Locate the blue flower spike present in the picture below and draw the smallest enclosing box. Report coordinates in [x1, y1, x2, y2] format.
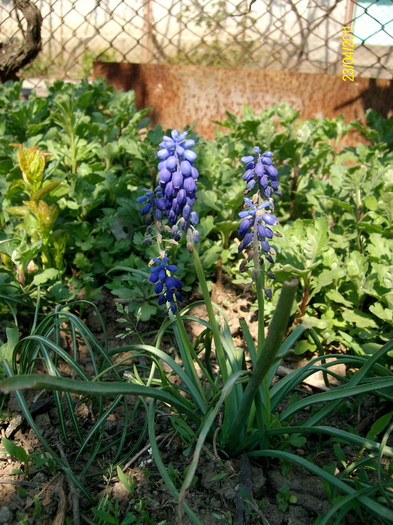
[149, 255, 183, 314]
[238, 146, 281, 296]
[136, 188, 165, 222]
[157, 129, 200, 241]
[241, 148, 280, 198]
[137, 130, 201, 316]
[238, 198, 278, 257]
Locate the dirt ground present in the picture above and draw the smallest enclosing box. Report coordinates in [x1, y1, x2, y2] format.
[0, 282, 390, 524]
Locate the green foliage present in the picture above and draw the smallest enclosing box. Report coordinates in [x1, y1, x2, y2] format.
[1, 275, 392, 524]
[1, 81, 392, 347]
[1, 436, 29, 466]
[0, 79, 156, 312]
[91, 493, 165, 525]
[1, 81, 393, 524]
[276, 484, 297, 511]
[209, 105, 393, 354]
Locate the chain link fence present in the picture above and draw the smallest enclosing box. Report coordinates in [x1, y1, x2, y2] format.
[1, 0, 393, 85]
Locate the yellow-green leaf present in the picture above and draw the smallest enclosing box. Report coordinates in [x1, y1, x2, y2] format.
[30, 180, 61, 202]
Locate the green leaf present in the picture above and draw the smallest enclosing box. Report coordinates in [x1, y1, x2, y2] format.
[0, 327, 19, 362]
[342, 309, 378, 329]
[111, 288, 140, 301]
[333, 443, 346, 463]
[116, 465, 133, 493]
[32, 268, 59, 285]
[366, 412, 392, 441]
[60, 199, 79, 210]
[346, 251, 368, 277]
[328, 197, 354, 212]
[311, 267, 344, 298]
[326, 289, 353, 307]
[137, 303, 156, 322]
[367, 234, 393, 262]
[302, 315, 329, 330]
[118, 138, 143, 158]
[5, 206, 29, 218]
[361, 342, 382, 355]
[214, 220, 238, 237]
[294, 340, 316, 355]
[304, 216, 329, 263]
[198, 190, 220, 212]
[198, 216, 214, 238]
[47, 283, 73, 302]
[364, 195, 378, 211]
[30, 180, 61, 201]
[73, 253, 91, 271]
[209, 472, 227, 482]
[288, 435, 306, 447]
[1, 437, 29, 464]
[380, 192, 393, 223]
[92, 509, 117, 524]
[369, 303, 393, 323]
[201, 244, 222, 268]
[0, 374, 198, 422]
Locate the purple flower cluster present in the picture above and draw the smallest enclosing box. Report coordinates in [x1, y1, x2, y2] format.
[137, 129, 201, 314]
[149, 255, 183, 313]
[157, 130, 199, 237]
[241, 147, 280, 198]
[136, 188, 165, 221]
[238, 147, 281, 296]
[238, 198, 277, 264]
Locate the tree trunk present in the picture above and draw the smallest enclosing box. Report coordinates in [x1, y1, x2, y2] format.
[0, 0, 43, 82]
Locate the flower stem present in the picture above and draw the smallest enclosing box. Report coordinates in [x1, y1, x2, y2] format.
[192, 247, 228, 383]
[256, 267, 265, 353]
[174, 310, 207, 408]
[226, 278, 298, 455]
[252, 200, 265, 353]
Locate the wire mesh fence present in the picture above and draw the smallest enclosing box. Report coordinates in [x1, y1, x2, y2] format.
[1, 0, 392, 86]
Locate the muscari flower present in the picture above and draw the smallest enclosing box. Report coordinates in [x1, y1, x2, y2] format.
[136, 188, 165, 221]
[149, 255, 183, 313]
[238, 147, 281, 297]
[238, 197, 277, 263]
[157, 129, 199, 239]
[241, 147, 280, 198]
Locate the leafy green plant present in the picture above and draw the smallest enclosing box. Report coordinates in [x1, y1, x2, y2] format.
[1, 437, 30, 475]
[3, 144, 65, 282]
[0, 79, 155, 304]
[0, 298, 150, 505]
[211, 105, 393, 353]
[276, 484, 297, 511]
[1, 81, 392, 351]
[90, 493, 163, 525]
[1, 129, 392, 525]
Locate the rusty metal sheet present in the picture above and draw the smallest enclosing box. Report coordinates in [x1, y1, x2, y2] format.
[93, 62, 393, 140]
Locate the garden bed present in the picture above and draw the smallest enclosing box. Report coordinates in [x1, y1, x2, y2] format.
[0, 78, 392, 524]
[0, 286, 389, 525]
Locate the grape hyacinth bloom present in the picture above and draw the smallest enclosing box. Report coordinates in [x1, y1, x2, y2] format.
[238, 197, 277, 264]
[149, 255, 183, 313]
[136, 188, 165, 221]
[238, 146, 281, 297]
[241, 147, 280, 199]
[156, 129, 199, 240]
